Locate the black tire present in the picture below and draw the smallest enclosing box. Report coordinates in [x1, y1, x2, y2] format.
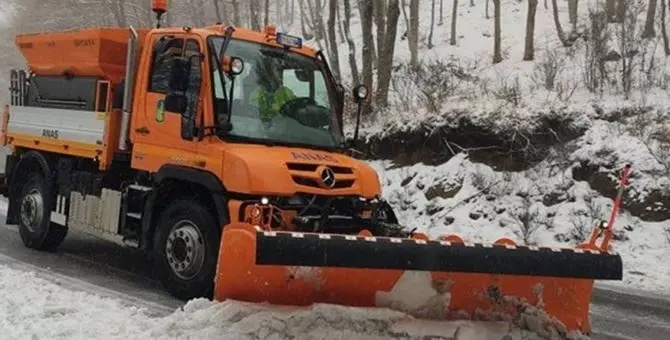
[152, 199, 222, 300]
[17, 172, 67, 250]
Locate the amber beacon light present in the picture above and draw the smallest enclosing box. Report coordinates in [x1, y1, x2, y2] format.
[152, 0, 168, 14]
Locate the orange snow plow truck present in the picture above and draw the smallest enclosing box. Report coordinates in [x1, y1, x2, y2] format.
[0, 1, 625, 335]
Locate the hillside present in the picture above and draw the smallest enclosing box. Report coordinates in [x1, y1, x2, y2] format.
[301, 0, 670, 294]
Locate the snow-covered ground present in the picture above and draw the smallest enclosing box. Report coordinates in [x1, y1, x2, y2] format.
[0, 261, 556, 340]
[369, 107, 670, 294]
[304, 0, 670, 295]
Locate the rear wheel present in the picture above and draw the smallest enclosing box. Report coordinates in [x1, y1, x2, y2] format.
[17, 172, 67, 250]
[153, 199, 221, 300]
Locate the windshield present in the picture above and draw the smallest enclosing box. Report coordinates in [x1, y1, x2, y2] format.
[209, 37, 342, 148]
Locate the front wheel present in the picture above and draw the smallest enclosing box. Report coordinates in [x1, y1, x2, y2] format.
[152, 199, 221, 300]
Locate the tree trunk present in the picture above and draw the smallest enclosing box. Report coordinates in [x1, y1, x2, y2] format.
[567, 0, 578, 32]
[486, 0, 490, 19]
[662, 0, 670, 55]
[264, 0, 270, 26]
[231, 0, 241, 25]
[428, 0, 435, 48]
[327, 0, 342, 81]
[374, 0, 387, 71]
[408, 0, 419, 67]
[642, 0, 658, 38]
[551, 0, 569, 46]
[360, 0, 375, 112]
[439, 0, 444, 25]
[343, 0, 360, 85]
[616, 0, 626, 23]
[450, 0, 458, 45]
[523, 0, 538, 60]
[376, 0, 400, 107]
[493, 0, 502, 63]
[337, 2, 346, 42]
[249, 0, 261, 30]
[212, 0, 223, 23]
[606, 0, 616, 22]
[314, 0, 329, 43]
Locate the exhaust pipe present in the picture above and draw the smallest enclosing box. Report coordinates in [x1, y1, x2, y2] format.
[119, 26, 138, 151]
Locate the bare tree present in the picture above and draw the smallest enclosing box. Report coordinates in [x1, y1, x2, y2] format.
[231, 0, 241, 25]
[263, 0, 270, 26]
[327, 0, 342, 81]
[439, 0, 444, 26]
[486, 0, 490, 19]
[374, 0, 386, 70]
[662, 0, 670, 54]
[375, 0, 400, 107]
[450, 0, 458, 45]
[615, 0, 626, 22]
[359, 0, 376, 71]
[567, 0, 579, 32]
[408, 0, 420, 67]
[551, 0, 569, 46]
[249, 0, 261, 30]
[428, 0, 435, 48]
[642, 0, 658, 38]
[212, 0, 223, 23]
[523, 0, 538, 61]
[343, 0, 360, 84]
[606, 0, 616, 21]
[360, 0, 375, 111]
[493, 0, 502, 63]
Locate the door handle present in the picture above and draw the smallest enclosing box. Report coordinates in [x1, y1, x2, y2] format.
[135, 126, 150, 135]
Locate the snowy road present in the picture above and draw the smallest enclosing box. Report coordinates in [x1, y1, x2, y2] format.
[0, 216, 668, 339]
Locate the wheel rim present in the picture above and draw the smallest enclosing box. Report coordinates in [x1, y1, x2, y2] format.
[20, 188, 43, 232]
[165, 220, 206, 280]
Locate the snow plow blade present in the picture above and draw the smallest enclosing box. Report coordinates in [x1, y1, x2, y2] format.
[214, 223, 622, 334]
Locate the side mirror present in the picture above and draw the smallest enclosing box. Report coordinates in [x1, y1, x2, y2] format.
[168, 57, 191, 92]
[220, 55, 244, 77]
[352, 84, 369, 104]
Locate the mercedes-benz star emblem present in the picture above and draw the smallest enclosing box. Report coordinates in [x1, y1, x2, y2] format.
[320, 167, 336, 188]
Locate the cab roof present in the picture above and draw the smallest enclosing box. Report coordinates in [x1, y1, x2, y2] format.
[151, 24, 318, 59]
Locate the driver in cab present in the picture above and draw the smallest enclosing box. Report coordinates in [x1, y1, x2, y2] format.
[247, 61, 296, 122]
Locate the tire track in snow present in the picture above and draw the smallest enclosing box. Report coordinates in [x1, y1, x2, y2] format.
[0, 252, 176, 317]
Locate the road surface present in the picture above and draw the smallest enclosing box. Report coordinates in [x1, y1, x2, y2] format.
[0, 217, 668, 339]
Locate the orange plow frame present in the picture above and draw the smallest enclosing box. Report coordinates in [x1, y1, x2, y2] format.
[213, 165, 631, 335]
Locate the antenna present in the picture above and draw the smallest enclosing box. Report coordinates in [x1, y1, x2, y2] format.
[152, 0, 168, 28]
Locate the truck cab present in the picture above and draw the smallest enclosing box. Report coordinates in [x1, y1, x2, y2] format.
[1, 20, 400, 300]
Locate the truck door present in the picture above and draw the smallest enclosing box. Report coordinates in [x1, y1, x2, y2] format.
[131, 33, 206, 171]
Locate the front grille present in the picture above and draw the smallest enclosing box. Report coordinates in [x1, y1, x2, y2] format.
[286, 162, 354, 174]
[286, 162, 356, 189]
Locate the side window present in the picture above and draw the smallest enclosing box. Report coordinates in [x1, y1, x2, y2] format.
[148, 37, 185, 93]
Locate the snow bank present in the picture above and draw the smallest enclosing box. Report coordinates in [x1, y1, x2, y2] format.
[371, 112, 670, 294]
[0, 264, 559, 340]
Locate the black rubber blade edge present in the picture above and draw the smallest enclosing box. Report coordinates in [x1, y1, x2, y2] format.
[255, 232, 623, 280]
